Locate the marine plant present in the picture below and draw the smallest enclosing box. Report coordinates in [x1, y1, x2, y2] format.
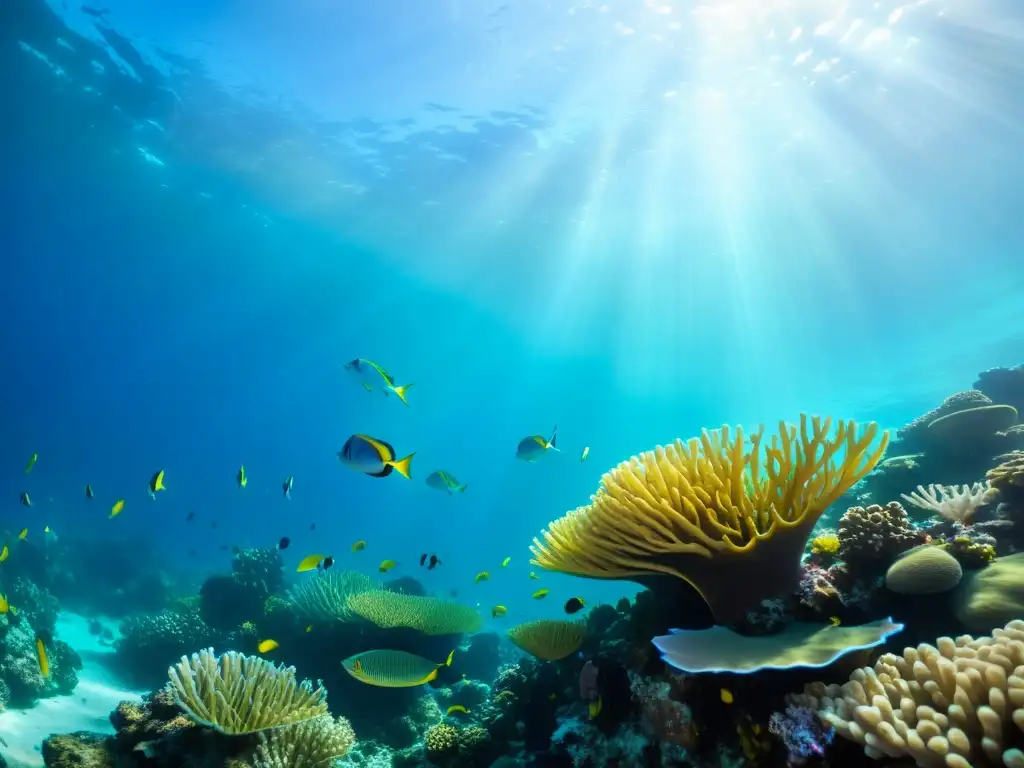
[530, 415, 888, 624]
[167, 648, 328, 734]
[287, 569, 378, 622]
[346, 590, 483, 635]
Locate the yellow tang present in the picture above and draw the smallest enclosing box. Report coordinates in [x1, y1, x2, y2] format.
[721, 688, 734, 704]
[446, 705, 470, 716]
[501, 557, 511, 567]
[532, 588, 549, 599]
[378, 559, 397, 573]
[343, 649, 454, 688]
[25, 453, 39, 473]
[237, 465, 247, 488]
[149, 470, 166, 493]
[0, 544, 8, 562]
[491, 605, 507, 618]
[0, 594, 8, 613]
[475, 571, 490, 583]
[36, 637, 49, 677]
[18, 528, 28, 540]
[110, 500, 125, 518]
[351, 540, 367, 552]
[257, 639, 279, 653]
[296, 554, 326, 573]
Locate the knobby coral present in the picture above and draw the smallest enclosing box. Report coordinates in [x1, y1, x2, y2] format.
[167, 648, 327, 734]
[802, 619, 1024, 767]
[837, 502, 924, 569]
[530, 415, 888, 624]
[901, 483, 990, 525]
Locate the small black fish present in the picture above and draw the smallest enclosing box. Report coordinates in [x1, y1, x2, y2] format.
[186, 511, 195, 522]
[420, 553, 428, 566]
[564, 597, 586, 615]
[309, 523, 316, 531]
[322, 556, 334, 570]
[85, 484, 95, 499]
[428, 554, 441, 570]
[278, 536, 290, 550]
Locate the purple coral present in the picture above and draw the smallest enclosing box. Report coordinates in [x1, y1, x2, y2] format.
[769, 704, 835, 765]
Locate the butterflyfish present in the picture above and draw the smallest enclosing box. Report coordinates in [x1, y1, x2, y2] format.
[25, 453, 38, 473]
[257, 639, 279, 653]
[296, 554, 326, 573]
[378, 559, 397, 572]
[491, 605, 507, 618]
[19, 492, 31, 507]
[237, 465, 247, 488]
[425, 471, 468, 495]
[344, 358, 414, 406]
[339, 434, 414, 479]
[446, 705, 470, 716]
[282, 475, 294, 499]
[532, 588, 549, 599]
[580, 446, 590, 462]
[589, 695, 602, 719]
[564, 597, 585, 614]
[85, 484, 94, 499]
[516, 426, 559, 462]
[352, 540, 367, 552]
[18, 528, 28, 540]
[36, 637, 49, 677]
[501, 557, 511, 567]
[0, 544, 7, 562]
[342, 649, 455, 688]
[475, 571, 490, 583]
[149, 470, 166, 493]
[420, 553, 441, 570]
[110, 500, 125, 518]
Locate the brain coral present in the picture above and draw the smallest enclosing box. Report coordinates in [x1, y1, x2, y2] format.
[885, 545, 963, 595]
[802, 619, 1024, 767]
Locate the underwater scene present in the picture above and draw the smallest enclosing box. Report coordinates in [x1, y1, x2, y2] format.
[2, 0, 1024, 766]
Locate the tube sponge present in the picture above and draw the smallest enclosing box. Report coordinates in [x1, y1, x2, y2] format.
[530, 415, 888, 624]
[167, 648, 328, 734]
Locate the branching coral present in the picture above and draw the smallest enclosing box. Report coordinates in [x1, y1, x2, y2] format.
[530, 415, 889, 624]
[346, 591, 483, 635]
[167, 648, 327, 734]
[802, 619, 1024, 767]
[287, 569, 377, 623]
[253, 715, 356, 768]
[901, 483, 990, 525]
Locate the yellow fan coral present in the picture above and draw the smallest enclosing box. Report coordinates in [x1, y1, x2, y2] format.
[346, 591, 483, 635]
[507, 619, 586, 661]
[530, 415, 888, 624]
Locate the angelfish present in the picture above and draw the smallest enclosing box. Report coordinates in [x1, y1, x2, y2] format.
[344, 358, 414, 407]
[338, 435, 414, 479]
[516, 426, 559, 462]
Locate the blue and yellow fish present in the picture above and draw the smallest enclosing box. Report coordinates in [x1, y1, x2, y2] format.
[344, 358, 414, 406]
[516, 426, 559, 462]
[425, 470, 467, 495]
[339, 434, 414, 479]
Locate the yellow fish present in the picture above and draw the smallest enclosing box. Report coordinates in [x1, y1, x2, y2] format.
[351, 540, 367, 552]
[830, 616, 841, 627]
[237, 465, 247, 488]
[0, 544, 8, 562]
[344, 358, 414, 406]
[378, 559, 397, 573]
[296, 554, 326, 573]
[339, 434, 415, 480]
[306, 625, 313, 633]
[110, 500, 125, 518]
[516, 426, 559, 462]
[149, 470, 166, 493]
[721, 688, 734, 704]
[529, 572, 540, 580]
[532, 588, 549, 600]
[491, 605, 507, 618]
[580, 446, 590, 462]
[343, 649, 454, 688]
[19, 492, 31, 507]
[18, 528, 28, 540]
[589, 695, 602, 719]
[0, 594, 8, 613]
[257, 639, 279, 653]
[25, 453, 38, 473]
[501, 557, 511, 567]
[475, 571, 490, 584]
[446, 705, 470, 716]
[36, 637, 49, 678]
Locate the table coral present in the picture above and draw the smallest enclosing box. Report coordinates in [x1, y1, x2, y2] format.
[896, 390, 993, 451]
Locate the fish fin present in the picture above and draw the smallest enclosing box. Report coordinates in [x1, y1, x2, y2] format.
[390, 383, 414, 406]
[367, 465, 394, 478]
[589, 695, 602, 719]
[549, 425, 558, 448]
[387, 453, 415, 480]
[457, 483, 468, 493]
[443, 649, 456, 666]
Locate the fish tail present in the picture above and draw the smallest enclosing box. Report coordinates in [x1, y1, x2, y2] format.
[457, 483, 468, 493]
[443, 649, 456, 667]
[549, 425, 558, 448]
[391, 383, 414, 407]
[388, 453, 415, 479]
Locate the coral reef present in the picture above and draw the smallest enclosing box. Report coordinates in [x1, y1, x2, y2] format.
[507, 620, 586, 661]
[346, 591, 483, 635]
[837, 501, 925, 572]
[115, 609, 222, 688]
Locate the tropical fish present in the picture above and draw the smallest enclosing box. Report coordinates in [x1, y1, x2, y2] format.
[342, 649, 455, 688]
[721, 688, 734, 705]
[257, 639, 279, 653]
[516, 426, 558, 462]
[0, 594, 8, 613]
[320, 556, 335, 571]
[296, 554, 326, 573]
[282, 476, 294, 500]
[110, 500, 125, 518]
[378, 559, 397, 573]
[532, 588, 549, 600]
[491, 605, 507, 618]
[25, 453, 38, 473]
[529, 572, 540, 580]
[19, 492, 31, 507]
[339, 435, 414, 479]
[344, 358, 414, 406]
[475, 571, 490, 584]
[580, 446, 590, 462]
[18, 528, 28, 540]
[149, 470, 166, 494]
[278, 537, 291, 550]
[306, 625, 313, 633]
[564, 597, 585, 614]
[237, 465, 247, 488]
[352, 540, 367, 552]
[419, 553, 441, 570]
[446, 705, 470, 716]
[0, 544, 7, 562]
[830, 616, 841, 627]
[85, 484, 95, 499]
[589, 695, 602, 719]
[425, 471, 468, 495]
[36, 637, 49, 677]
[501, 557, 511, 567]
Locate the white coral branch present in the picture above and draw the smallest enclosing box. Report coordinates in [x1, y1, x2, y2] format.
[900, 482, 989, 524]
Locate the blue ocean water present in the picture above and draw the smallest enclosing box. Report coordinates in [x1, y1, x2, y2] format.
[1, 0, 1023, 668]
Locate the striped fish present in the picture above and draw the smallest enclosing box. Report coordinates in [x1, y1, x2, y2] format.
[342, 649, 454, 688]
